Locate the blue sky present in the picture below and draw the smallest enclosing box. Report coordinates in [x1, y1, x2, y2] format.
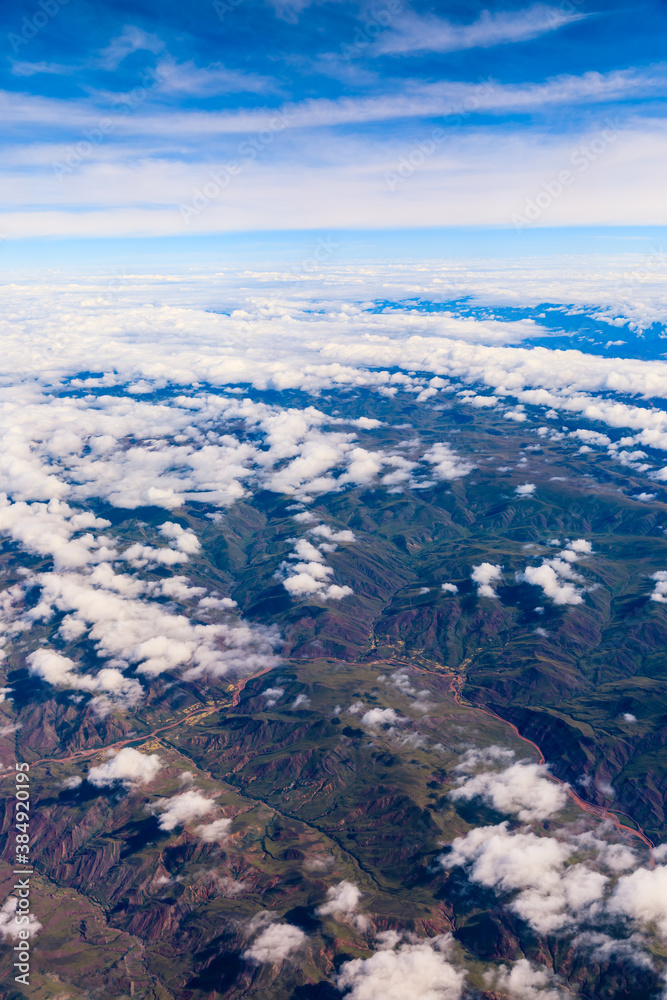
[1, 0, 667, 243]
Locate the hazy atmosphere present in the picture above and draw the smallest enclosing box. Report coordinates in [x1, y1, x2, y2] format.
[1, 3, 667, 1000]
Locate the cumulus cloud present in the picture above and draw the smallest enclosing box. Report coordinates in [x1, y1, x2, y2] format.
[337, 932, 465, 1000]
[243, 922, 307, 963]
[0, 897, 41, 941]
[277, 523, 355, 601]
[87, 747, 162, 788]
[317, 881, 367, 929]
[649, 571, 667, 603]
[421, 442, 474, 481]
[520, 563, 584, 606]
[450, 761, 569, 821]
[24, 563, 281, 689]
[3, 271, 667, 927]
[484, 958, 565, 1000]
[61, 775, 83, 789]
[0, 496, 115, 570]
[261, 686, 285, 707]
[608, 865, 667, 938]
[573, 930, 653, 969]
[158, 521, 201, 553]
[445, 818, 654, 950]
[153, 789, 217, 831]
[0, 371, 488, 719]
[516, 483, 536, 496]
[195, 817, 232, 842]
[361, 707, 402, 728]
[382, 669, 417, 697]
[595, 842, 637, 873]
[454, 746, 515, 772]
[519, 539, 593, 606]
[443, 823, 606, 935]
[441, 582, 458, 593]
[471, 562, 503, 599]
[28, 648, 143, 714]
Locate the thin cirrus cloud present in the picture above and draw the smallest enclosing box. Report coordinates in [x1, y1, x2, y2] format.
[1, 67, 663, 136]
[96, 24, 166, 71]
[3, 123, 667, 238]
[0, 0, 665, 237]
[8, 25, 164, 80]
[371, 4, 592, 57]
[151, 59, 278, 97]
[1, 53, 666, 239]
[10, 61, 79, 78]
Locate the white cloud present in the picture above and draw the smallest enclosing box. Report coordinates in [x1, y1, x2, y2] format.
[22, 563, 281, 688]
[573, 930, 653, 969]
[516, 483, 536, 495]
[195, 817, 232, 842]
[28, 648, 143, 714]
[317, 881, 366, 928]
[1, 268, 667, 764]
[443, 823, 606, 935]
[608, 865, 667, 938]
[566, 539, 592, 554]
[97, 25, 165, 70]
[243, 922, 307, 963]
[277, 522, 356, 601]
[61, 775, 83, 789]
[0, 896, 41, 941]
[87, 747, 162, 788]
[337, 932, 465, 1000]
[261, 686, 285, 707]
[450, 761, 568, 821]
[519, 540, 593, 606]
[153, 789, 217, 831]
[441, 583, 458, 594]
[421, 442, 474, 482]
[0, 497, 114, 569]
[5, 112, 667, 236]
[153, 58, 274, 98]
[484, 958, 565, 999]
[378, 669, 431, 716]
[471, 562, 503, 599]
[361, 707, 401, 728]
[372, 5, 588, 56]
[454, 746, 516, 773]
[595, 843, 637, 873]
[649, 571, 667, 603]
[520, 563, 585, 605]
